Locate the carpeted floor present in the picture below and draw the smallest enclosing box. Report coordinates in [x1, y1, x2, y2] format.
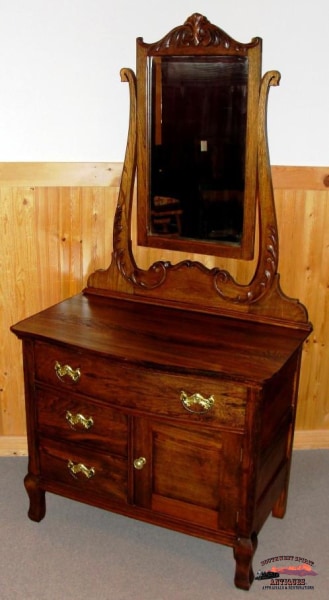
[0, 451, 328, 599]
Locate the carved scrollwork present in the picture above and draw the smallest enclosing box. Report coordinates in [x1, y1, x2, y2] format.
[212, 71, 281, 304]
[114, 68, 280, 304]
[85, 17, 310, 326]
[110, 68, 280, 299]
[214, 224, 278, 304]
[149, 13, 260, 52]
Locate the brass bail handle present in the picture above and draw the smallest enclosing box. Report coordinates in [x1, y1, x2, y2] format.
[55, 361, 81, 383]
[67, 460, 95, 479]
[181, 391, 215, 413]
[65, 411, 94, 430]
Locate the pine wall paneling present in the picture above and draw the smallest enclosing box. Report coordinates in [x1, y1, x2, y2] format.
[0, 164, 328, 454]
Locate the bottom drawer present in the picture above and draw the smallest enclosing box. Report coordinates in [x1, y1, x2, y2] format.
[39, 439, 127, 504]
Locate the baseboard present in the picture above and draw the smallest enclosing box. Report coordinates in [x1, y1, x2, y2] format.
[0, 431, 328, 456]
[293, 429, 329, 449]
[0, 436, 28, 456]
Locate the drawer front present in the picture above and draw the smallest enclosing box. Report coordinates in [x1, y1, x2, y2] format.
[36, 387, 128, 456]
[39, 439, 127, 503]
[34, 342, 246, 428]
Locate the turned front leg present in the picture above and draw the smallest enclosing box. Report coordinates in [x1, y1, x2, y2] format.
[24, 473, 46, 522]
[233, 534, 258, 590]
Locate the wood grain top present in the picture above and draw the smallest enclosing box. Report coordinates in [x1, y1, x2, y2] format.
[11, 293, 309, 385]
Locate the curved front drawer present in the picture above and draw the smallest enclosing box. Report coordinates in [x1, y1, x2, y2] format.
[34, 341, 247, 428]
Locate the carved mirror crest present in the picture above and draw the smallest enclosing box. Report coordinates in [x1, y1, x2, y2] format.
[86, 14, 309, 327]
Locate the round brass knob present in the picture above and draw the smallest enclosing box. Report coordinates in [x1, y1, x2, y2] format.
[133, 456, 147, 470]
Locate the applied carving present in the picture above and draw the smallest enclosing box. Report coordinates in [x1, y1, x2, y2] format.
[102, 68, 280, 305]
[86, 17, 309, 327]
[214, 224, 278, 304]
[148, 12, 260, 52]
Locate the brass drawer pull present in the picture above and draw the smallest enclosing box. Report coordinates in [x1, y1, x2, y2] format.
[65, 411, 94, 430]
[133, 457, 147, 470]
[67, 460, 95, 479]
[181, 391, 215, 413]
[55, 361, 81, 383]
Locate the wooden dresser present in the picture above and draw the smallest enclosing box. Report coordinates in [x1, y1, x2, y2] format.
[11, 14, 312, 590]
[12, 292, 310, 590]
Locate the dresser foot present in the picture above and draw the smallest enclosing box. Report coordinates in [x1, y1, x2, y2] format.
[233, 534, 258, 590]
[272, 488, 288, 519]
[24, 474, 46, 522]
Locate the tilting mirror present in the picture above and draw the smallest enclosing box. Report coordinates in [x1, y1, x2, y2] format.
[87, 13, 309, 326]
[137, 14, 262, 259]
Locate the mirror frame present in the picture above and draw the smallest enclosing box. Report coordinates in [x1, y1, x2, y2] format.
[136, 13, 262, 259]
[85, 14, 310, 328]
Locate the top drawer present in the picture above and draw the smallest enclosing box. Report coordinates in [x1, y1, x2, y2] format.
[34, 341, 247, 429]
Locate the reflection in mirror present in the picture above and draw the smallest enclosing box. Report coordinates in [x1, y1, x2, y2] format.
[150, 56, 248, 246]
[136, 13, 262, 259]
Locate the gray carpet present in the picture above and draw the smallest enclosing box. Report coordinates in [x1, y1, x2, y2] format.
[0, 451, 328, 599]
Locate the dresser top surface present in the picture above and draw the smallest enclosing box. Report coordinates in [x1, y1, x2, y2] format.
[12, 293, 309, 384]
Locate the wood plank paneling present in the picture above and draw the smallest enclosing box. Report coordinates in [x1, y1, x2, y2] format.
[272, 165, 329, 190]
[0, 182, 115, 448]
[275, 187, 329, 437]
[1, 163, 329, 453]
[0, 162, 121, 187]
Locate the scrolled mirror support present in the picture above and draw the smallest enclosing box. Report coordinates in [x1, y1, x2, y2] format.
[84, 15, 310, 327]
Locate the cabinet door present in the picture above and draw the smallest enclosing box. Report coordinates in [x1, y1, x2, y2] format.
[133, 418, 242, 533]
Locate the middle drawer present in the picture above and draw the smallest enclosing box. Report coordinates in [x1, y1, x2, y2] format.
[36, 387, 128, 457]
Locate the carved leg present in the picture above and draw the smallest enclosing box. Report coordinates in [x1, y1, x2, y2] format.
[24, 473, 46, 522]
[233, 534, 258, 590]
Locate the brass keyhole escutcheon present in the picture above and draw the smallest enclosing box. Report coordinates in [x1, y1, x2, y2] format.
[133, 457, 147, 470]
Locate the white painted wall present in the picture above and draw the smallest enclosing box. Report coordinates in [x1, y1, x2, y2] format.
[0, 0, 327, 165]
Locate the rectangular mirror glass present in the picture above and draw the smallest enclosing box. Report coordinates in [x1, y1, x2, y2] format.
[150, 56, 248, 246]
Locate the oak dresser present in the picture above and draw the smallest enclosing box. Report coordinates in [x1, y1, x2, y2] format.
[11, 13, 312, 590]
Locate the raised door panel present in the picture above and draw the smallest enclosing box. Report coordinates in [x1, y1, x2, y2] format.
[133, 418, 242, 533]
